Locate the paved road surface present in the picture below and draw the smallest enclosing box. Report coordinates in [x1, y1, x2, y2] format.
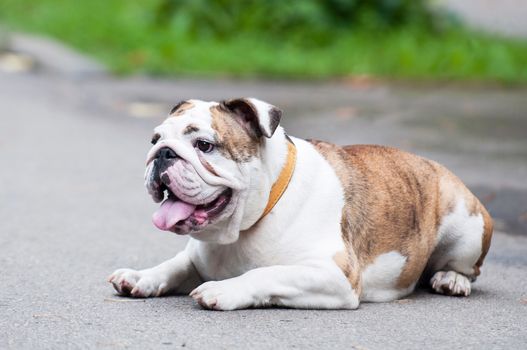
[1, 71, 526, 349]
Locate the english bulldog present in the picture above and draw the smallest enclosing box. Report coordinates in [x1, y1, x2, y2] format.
[108, 98, 493, 310]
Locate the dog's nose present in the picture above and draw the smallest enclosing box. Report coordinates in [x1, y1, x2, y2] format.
[156, 147, 178, 161]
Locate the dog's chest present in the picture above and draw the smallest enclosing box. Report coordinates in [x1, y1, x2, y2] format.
[189, 233, 306, 281]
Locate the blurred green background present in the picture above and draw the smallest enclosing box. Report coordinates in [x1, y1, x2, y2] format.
[1, 0, 527, 82]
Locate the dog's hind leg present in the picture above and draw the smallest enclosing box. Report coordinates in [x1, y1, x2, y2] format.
[427, 198, 493, 296]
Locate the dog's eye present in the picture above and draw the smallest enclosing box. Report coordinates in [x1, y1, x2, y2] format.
[151, 134, 160, 145]
[195, 140, 214, 153]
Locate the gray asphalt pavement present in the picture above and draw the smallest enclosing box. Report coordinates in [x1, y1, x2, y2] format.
[1, 70, 527, 349]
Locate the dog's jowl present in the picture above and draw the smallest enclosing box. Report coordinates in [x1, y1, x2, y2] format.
[108, 98, 493, 310]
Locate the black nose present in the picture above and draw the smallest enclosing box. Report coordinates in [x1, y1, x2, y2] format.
[156, 147, 178, 161]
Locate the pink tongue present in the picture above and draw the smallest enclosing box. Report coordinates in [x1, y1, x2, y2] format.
[152, 198, 196, 231]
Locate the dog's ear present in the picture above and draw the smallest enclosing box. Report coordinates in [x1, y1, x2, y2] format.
[221, 98, 282, 138]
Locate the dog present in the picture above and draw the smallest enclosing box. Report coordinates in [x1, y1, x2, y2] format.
[108, 98, 493, 310]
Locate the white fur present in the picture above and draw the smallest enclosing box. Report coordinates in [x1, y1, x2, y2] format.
[109, 102, 360, 309]
[190, 264, 358, 310]
[429, 198, 484, 277]
[109, 251, 202, 297]
[184, 137, 359, 309]
[237, 126, 288, 231]
[145, 100, 264, 244]
[361, 251, 415, 302]
[188, 138, 346, 279]
[246, 97, 277, 138]
[109, 99, 486, 310]
[430, 270, 471, 296]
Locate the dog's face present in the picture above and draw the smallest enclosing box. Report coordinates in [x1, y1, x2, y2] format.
[145, 98, 281, 243]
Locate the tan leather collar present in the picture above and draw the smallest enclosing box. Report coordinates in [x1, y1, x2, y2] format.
[259, 138, 297, 221]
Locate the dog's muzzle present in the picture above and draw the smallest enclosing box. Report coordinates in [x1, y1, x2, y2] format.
[146, 146, 233, 234]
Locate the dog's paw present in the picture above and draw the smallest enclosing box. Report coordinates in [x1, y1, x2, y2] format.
[107, 268, 168, 298]
[190, 280, 254, 311]
[430, 271, 471, 296]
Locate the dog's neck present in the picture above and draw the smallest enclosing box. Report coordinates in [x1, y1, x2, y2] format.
[238, 127, 292, 231]
[258, 136, 296, 221]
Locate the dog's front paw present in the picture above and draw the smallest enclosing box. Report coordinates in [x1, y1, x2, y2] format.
[190, 280, 255, 311]
[107, 268, 168, 298]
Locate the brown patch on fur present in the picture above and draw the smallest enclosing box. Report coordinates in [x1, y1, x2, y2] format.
[310, 140, 368, 295]
[333, 241, 362, 296]
[183, 124, 200, 135]
[333, 251, 349, 276]
[309, 141, 493, 296]
[474, 207, 494, 276]
[221, 99, 262, 138]
[170, 101, 194, 116]
[209, 105, 259, 162]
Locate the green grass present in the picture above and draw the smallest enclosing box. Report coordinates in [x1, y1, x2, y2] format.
[1, 0, 527, 82]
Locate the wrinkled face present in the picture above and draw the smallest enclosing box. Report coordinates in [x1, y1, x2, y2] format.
[144, 98, 281, 242]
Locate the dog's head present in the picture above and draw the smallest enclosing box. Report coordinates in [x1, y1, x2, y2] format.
[145, 98, 282, 243]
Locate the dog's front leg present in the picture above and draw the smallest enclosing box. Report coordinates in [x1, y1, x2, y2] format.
[190, 264, 359, 310]
[108, 250, 202, 297]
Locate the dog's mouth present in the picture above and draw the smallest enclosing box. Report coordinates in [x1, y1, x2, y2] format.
[152, 183, 232, 234]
